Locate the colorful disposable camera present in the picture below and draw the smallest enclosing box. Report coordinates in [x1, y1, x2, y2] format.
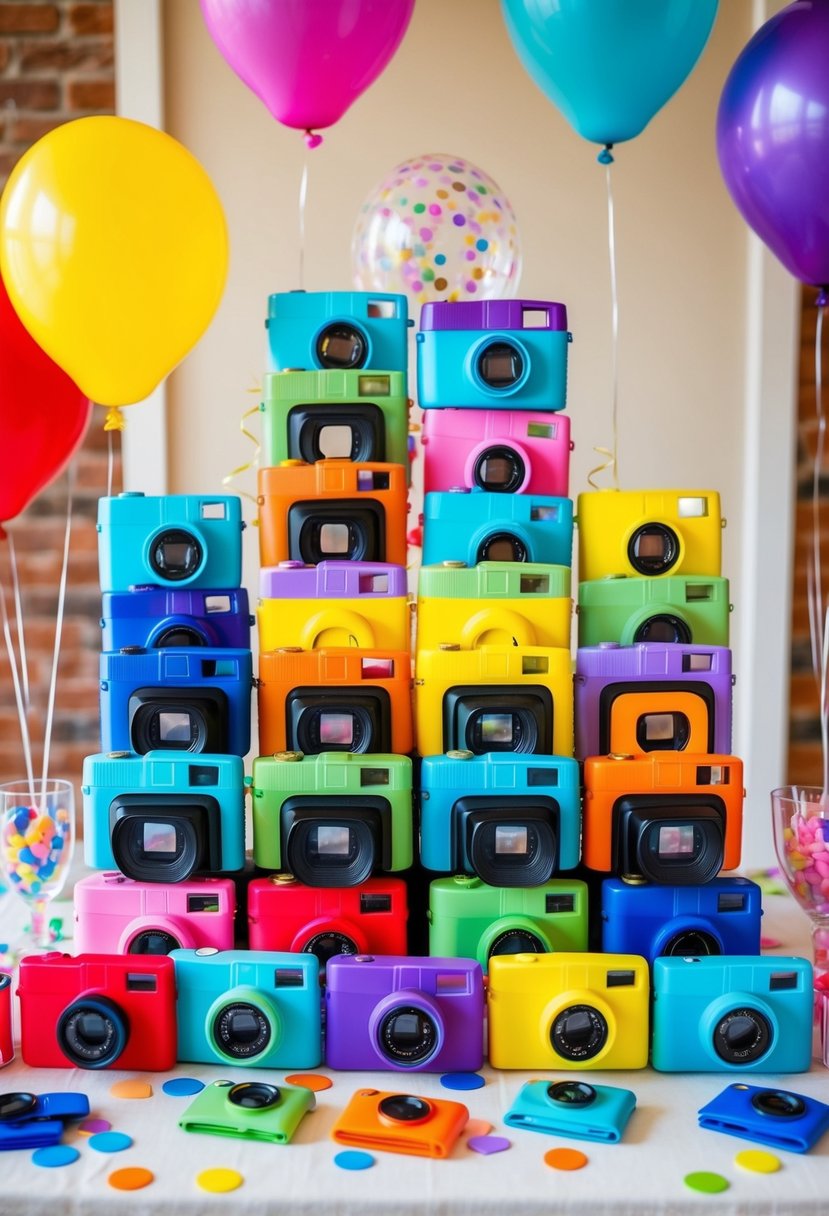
[574, 642, 733, 760]
[331, 1089, 469, 1159]
[651, 956, 813, 1073]
[0, 973, 11, 1067]
[257, 459, 408, 568]
[428, 876, 588, 968]
[419, 752, 580, 884]
[18, 952, 177, 1070]
[73, 872, 237, 956]
[600, 876, 762, 963]
[422, 489, 573, 568]
[0, 1090, 90, 1151]
[417, 561, 571, 652]
[261, 369, 409, 476]
[179, 1078, 315, 1144]
[414, 645, 573, 757]
[577, 489, 723, 582]
[101, 586, 253, 652]
[99, 647, 252, 757]
[417, 298, 570, 411]
[97, 493, 244, 593]
[248, 874, 408, 968]
[258, 560, 409, 653]
[582, 752, 744, 884]
[487, 952, 650, 1070]
[421, 408, 572, 496]
[250, 752, 413, 886]
[698, 1083, 829, 1153]
[505, 1080, 637, 1144]
[577, 576, 731, 648]
[172, 948, 321, 1069]
[325, 954, 484, 1073]
[266, 289, 410, 373]
[257, 647, 413, 756]
[82, 751, 246, 882]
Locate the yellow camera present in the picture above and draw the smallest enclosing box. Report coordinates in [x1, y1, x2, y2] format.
[487, 952, 649, 1070]
[577, 489, 723, 582]
[414, 644, 573, 757]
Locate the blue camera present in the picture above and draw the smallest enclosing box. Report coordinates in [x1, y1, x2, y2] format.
[99, 647, 252, 757]
[172, 948, 322, 1069]
[0, 1090, 90, 1151]
[601, 876, 762, 964]
[266, 290, 411, 373]
[420, 752, 581, 885]
[82, 750, 246, 881]
[422, 489, 573, 567]
[416, 299, 570, 411]
[651, 955, 813, 1073]
[101, 587, 253, 652]
[97, 493, 244, 593]
[504, 1080, 636, 1144]
[698, 1083, 829, 1153]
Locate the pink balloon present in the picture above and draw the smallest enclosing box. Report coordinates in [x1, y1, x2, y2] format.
[200, 0, 415, 133]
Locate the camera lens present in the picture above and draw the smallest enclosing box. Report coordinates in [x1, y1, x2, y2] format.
[477, 532, 528, 563]
[628, 524, 680, 576]
[468, 709, 537, 754]
[470, 818, 555, 888]
[477, 341, 523, 388]
[547, 1081, 597, 1107]
[150, 529, 202, 582]
[112, 815, 200, 884]
[489, 928, 546, 957]
[751, 1089, 806, 1118]
[131, 703, 209, 754]
[713, 1007, 772, 1064]
[633, 614, 692, 644]
[316, 323, 367, 369]
[227, 1082, 281, 1110]
[298, 706, 371, 754]
[213, 1001, 272, 1061]
[551, 1004, 608, 1062]
[636, 711, 691, 752]
[57, 996, 128, 1068]
[379, 1005, 437, 1065]
[0, 1092, 37, 1121]
[638, 819, 722, 886]
[303, 930, 358, 968]
[663, 929, 720, 957]
[287, 818, 375, 888]
[378, 1094, 432, 1122]
[154, 625, 205, 647]
[473, 446, 525, 493]
[128, 929, 181, 955]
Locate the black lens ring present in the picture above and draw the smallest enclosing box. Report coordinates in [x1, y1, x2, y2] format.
[551, 1003, 608, 1062]
[750, 1089, 806, 1119]
[472, 445, 526, 494]
[153, 625, 206, 648]
[477, 531, 528, 563]
[468, 706, 538, 756]
[227, 1082, 281, 1110]
[212, 1001, 272, 1061]
[627, 522, 680, 576]
[378, 1094, 432, 1122]
[663, 929, 721, 957]
[149, 529, 202, 582]
[547, 1081, 597, 1107]
[633, 614, 692, 645]
[57, 995, 127, 1069]
[286, 818, 375, 888]
[378, 1005, 438, 1066]
[713, 1006, 772, 1065]
[296, 703, 372, 754]
[111, 814, 200, 884]
[488, 928, 546, 958]
[316, 322, 367, 370]
[476, 340, 523, 389]
[128, 928, 181, 956]
[303, 929, 358, 966]
[0, 1092, 38, 1122]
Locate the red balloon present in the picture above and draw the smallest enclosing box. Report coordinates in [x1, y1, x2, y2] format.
[0, 275, 91, 525]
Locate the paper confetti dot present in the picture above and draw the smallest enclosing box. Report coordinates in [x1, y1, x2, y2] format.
[735, 1149, 781, 1174]
[162, 1077, 205, 1097]
[468, 1135, 510, 1155]
[465, 1119, 493, 1137]
[334, 1150, 375, 1171]
[108, 1167, 155, 1191]
[89, 1132, 133, 1154]
[440, 1072, 485, 1091]
[684, 1171, 730, 1194]
[110, 1080, 153, 1100]
[544, 1147, 588, 1171]
[78, 1118, 111, 1136]
[32, 1145, 80, 1168]
[285, 1073, 333, 1092]
[197, 1168, 244, 1193]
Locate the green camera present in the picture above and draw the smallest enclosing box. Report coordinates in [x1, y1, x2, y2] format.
[178, 1079, 315, 1144]
[577, 575, 731, 648]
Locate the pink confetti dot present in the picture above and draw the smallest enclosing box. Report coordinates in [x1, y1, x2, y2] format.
[466, 281, 477, 293]
[465, 250, 476, 261]
[428, 204, 442, 216]
[420, 228, 433, 241]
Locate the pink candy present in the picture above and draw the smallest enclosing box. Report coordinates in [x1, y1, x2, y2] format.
[783, 810, 829, 914]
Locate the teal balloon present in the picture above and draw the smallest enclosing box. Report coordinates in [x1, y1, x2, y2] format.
[501, 0, 719, 146]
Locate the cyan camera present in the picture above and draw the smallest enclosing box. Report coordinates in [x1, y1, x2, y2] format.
[504, 1080, 636, 1144]
[422, 489, 573, 567]
[266, 290, 411, 373]
[82, 750, 246, 882]
[419, 752, 581, 885]
[101, 587, 253, 652]
[97, 493, 244, 593]
[99, 647, 253, 757]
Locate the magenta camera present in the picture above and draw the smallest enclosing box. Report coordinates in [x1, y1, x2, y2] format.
[421, 408, 572, 497]
[324, 954, 484, 1073]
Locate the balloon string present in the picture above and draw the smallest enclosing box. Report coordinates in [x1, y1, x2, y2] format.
[587, 153, 620, 489]
[7, 533, 29, 713]
[298, 152, 309, 290]
[0, 543, 36, 805]
[809, 302, 826, 685]
[221, 395, 262, 512]
[107, 428, 115, 498]
[41, 463, 74, 812]
[103, 406, 125, 433]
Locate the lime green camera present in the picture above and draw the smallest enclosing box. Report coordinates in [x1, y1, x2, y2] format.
[178, 1079, 315, 1144]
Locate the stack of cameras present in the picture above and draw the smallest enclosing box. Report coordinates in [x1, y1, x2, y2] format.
[75, 491, 253, 954]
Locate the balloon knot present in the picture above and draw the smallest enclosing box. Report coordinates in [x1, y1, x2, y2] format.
[597, 144, 614, 166]
[303, 130, 323, 150]
[817, 287, 829, 309]
[0, 524, 7, 543]
[103, 406, 126, 433]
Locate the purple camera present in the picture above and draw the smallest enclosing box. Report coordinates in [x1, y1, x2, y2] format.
[574, 642, 733, 761]
[101, 587, 253, 652]
[324, 954, 484, 1073]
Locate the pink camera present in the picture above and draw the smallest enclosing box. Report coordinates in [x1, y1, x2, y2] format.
[421, 408, 572, 497]
[73, 872, 236, 956]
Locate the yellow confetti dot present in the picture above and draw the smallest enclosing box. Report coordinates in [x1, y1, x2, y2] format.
[735, 1149, 781, 1174]
[197, 1168, 244, 1193]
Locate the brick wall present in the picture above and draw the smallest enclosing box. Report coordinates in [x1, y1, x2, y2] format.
[0, 1, 116, 810]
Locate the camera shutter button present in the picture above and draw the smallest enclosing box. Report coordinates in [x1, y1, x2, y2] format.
[195, 947, 220, 956]
[353, 956, 374, 964]
[273, 751, 304, 763]
[515, 953, 538, 963]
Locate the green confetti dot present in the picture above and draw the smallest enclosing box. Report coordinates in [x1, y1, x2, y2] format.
[684, 1171, 730, 1195]
[413, 202, 426, 213]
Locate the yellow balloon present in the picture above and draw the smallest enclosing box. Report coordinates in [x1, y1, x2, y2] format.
[0, 116, 228, 411]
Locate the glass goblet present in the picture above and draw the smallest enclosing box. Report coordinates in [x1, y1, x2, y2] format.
[0, 780, 75, 951]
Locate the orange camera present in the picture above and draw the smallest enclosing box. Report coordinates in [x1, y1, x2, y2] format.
[582, 752, 744, 885]
[331, 1089, 469, 1159]
[257, 459, 408, 568]
[257, 647, 413, 756]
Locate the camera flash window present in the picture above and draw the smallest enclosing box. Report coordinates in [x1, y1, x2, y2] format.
[200, 503, 227, 520]
[526, 422, 556, 439]
[678, 497, 708, 518]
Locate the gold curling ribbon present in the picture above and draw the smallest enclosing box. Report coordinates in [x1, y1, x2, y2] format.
[103, 406, 126, 432]
[587, 445, 619, 491]
[222, 390, 262, 515]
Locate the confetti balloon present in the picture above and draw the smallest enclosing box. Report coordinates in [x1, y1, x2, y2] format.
[352, 154, 521, 307]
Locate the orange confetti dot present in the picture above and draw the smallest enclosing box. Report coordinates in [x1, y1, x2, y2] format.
[108, 1167, 154, 1191]
[284, 1073, 333, 1093]
[544, 1147, 588, 1171]
[465, 1119, 493, 1137]
[109, 1080, 153, 1100]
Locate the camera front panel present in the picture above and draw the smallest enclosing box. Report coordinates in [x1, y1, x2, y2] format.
[127, 687, 228, 755]
[109, 794, 222, 883]
[577, 490, 723, 583]
[289, 498, 386, 564]
[267, 291, 409, 375]
[598, 683, 716, 757]
[442, 685, 555, 756]
[576, 576, 732, 649]
[287, 403, 387, 465]
[276, 794, 394, 888]
[422, 409, 571, 498]
[286, 687, 391, 755]
[453, 795, 561, 887]
[697, 1083, 829, 1152]
[330, 1088, 471, 1158]
[614, 793, 727, 885]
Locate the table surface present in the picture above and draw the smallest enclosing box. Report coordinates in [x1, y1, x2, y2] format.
[0, 876, 827, 1216]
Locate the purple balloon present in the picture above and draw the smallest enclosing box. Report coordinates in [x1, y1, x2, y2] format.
[717, 0, 829, 290]
[200, 0, 415, 134]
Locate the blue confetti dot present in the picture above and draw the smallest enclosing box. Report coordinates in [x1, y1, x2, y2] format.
[435, 253, 446, 265]
[162, 1077, 205, 1097]
[89, 1131, 133, 1153]
[32, 1145, 80, 1168]
[476, 239, 489, 252]
[440, 1072, 485, 1092]
[334, 1150, 374, 1171]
